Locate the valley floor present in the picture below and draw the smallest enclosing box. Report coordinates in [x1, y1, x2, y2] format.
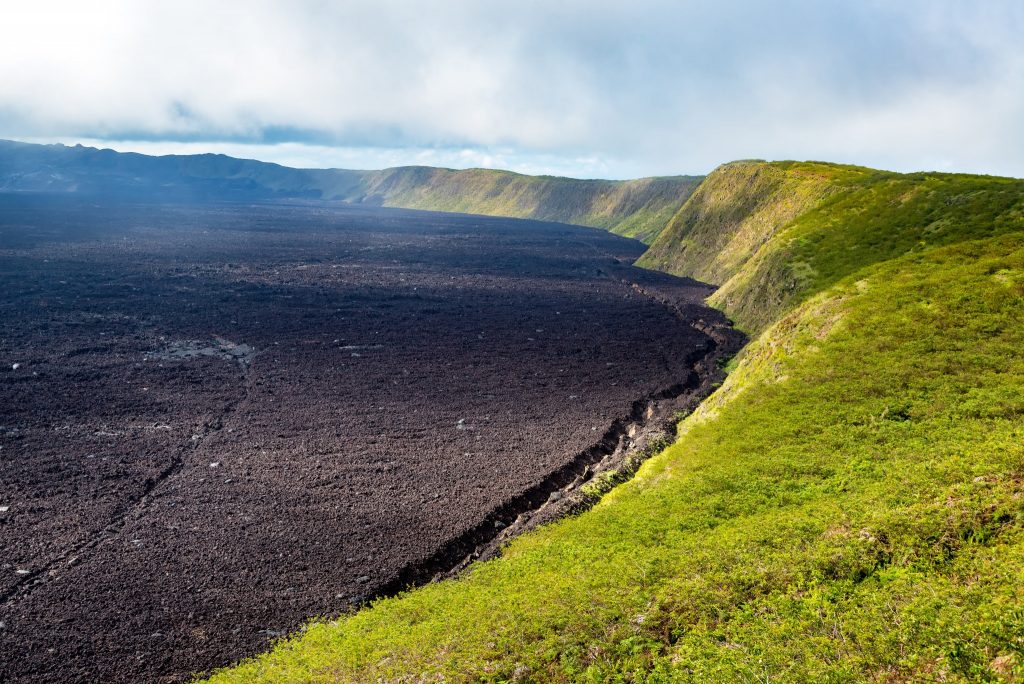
[0, 197, 724, 683]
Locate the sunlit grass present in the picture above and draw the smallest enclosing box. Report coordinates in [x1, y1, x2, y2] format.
[353, 167, 702, 243]
[205, 165, 1024, 683]
[641, 161, 1024, 334]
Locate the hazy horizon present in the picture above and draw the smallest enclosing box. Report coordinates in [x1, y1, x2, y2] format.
[12, 136, 1024, 183]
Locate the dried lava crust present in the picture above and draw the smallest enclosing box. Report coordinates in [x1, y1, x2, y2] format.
[0, 195, 726, 683]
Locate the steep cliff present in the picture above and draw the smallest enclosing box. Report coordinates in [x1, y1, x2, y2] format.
[640, 160, 1024, 332]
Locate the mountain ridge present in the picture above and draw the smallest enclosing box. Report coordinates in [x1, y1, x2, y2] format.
[0, 139, 702, 243]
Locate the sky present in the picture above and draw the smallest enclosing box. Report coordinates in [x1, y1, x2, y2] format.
[1, 0, 1022, 179]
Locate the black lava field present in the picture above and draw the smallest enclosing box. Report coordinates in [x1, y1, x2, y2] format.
[0, 195, 725, 682]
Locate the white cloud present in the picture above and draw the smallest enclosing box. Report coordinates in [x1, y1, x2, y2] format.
[1, 0, 1022, 177]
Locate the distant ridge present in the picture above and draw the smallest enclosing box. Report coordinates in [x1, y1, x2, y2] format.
[0, 139, 702, 243]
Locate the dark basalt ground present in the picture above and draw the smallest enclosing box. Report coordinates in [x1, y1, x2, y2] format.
[0, 195, 727, 683]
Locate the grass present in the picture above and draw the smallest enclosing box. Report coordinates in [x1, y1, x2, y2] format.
[637, 160, 858, 286]
[640, 161, 1024, 334]
[340, 167, 703, 243]
[205, 160, 1024, 682]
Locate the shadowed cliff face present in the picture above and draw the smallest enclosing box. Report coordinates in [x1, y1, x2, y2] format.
[0, 139, 702, 243]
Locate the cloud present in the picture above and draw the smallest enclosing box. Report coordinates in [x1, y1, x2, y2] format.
[1, 0, 1022, 177]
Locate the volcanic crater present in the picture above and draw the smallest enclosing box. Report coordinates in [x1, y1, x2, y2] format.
[0, 195, 735, 683]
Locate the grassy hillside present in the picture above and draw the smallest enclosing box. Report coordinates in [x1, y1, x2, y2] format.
[205, 166, 1024, 683]
[0, 140, 701, 242]
[334, 167, 701, 243]
[640, 161, 1024, 332]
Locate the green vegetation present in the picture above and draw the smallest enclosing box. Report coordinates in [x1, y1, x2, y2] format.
[640, 161, 1024, 333]
[206, 163, 1024, 683]
[322, 167, 702, 243]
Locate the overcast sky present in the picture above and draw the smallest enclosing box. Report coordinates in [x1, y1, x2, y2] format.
[2, 1, 1022, 178]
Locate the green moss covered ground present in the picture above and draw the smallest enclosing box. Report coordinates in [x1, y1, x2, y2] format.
[205, 163, 1024, 683]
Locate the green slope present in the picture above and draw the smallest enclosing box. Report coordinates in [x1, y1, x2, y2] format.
[330, 167, 702, 243]
[205, 163, 1024, 683]
[639, 161, 1024, 332]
